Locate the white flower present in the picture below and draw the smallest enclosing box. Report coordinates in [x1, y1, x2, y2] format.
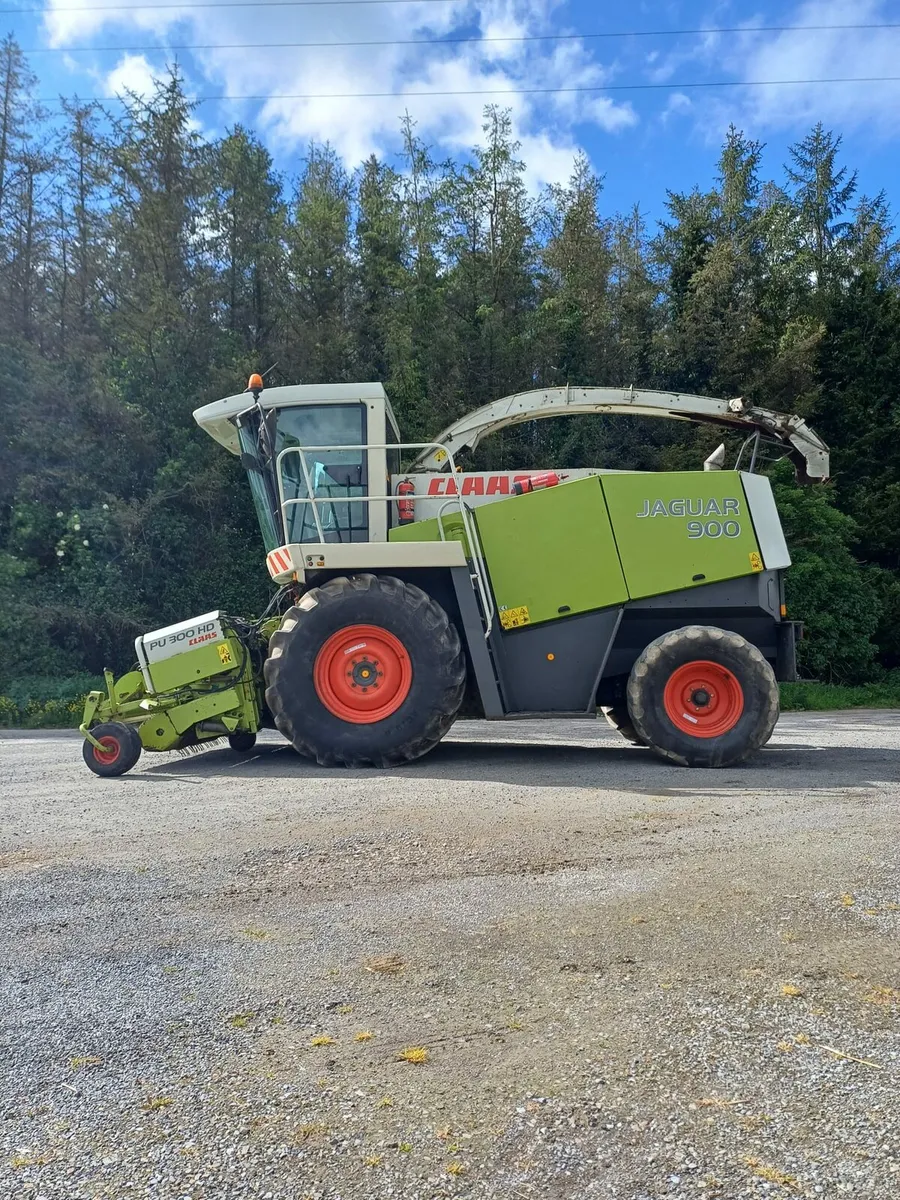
[56, 550, 65, 558]
[56, 511, 64, 518]
[102, 504, 109, 511]
[82, 539, 90, 547]
[73, 523, 81, 531]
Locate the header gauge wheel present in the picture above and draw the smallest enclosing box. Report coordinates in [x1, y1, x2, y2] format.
[83, 722, 142, 777]
[264, 574, 466, 768]
[627, 625, 779, 768]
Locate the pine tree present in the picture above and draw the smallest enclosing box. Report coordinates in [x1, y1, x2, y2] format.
[354, 153, 405, 384]
[207, 126, 285, 358]
[284, 142, 353, 382]
[785, 122, 857, 293]
[536, 152, 611, 386]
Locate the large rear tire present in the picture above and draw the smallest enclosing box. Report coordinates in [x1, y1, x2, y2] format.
[626, 625, 779, 768]
[264, 574, 466, 767]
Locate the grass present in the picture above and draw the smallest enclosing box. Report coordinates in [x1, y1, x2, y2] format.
[779, 681, 900, 711]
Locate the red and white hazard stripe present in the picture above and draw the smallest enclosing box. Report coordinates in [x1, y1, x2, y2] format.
[266, 546, 294, 579]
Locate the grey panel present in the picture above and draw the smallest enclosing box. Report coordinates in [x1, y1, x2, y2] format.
[742, 472, 791, 569]
[493, 608, 622, 713]
[630, 571, 781, 618]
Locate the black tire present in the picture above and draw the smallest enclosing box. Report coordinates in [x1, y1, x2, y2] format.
[600, 705, 645, 746]
[626, 625, 779, 768]
[228, 731, 257, 753]
[82, 721, 143, 777]
[264, 574, 466, 768]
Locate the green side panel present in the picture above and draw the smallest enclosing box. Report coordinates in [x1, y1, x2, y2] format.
[167, 687, 246, 735]
[600, 471, 763, 599]
[147, 636, 244, 692]
[139, 712, 182, 751]
[474, 477, 628, 626]
[388, 512, 470, 555]
[112, 670, 145, 704]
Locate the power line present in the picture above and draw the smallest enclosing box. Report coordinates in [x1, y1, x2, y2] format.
[19, 23, 900, 55]
[38, 76, 900, 103]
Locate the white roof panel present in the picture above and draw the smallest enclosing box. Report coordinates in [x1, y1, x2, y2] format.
[193, 382, 391, 454]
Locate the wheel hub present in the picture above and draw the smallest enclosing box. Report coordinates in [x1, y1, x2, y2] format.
[663, 660, 744, 739]
[348, 657, 382, 691]
[93, 736, 121, 765]
[314, 625, 412, 724]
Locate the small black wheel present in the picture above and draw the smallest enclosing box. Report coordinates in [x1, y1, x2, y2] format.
[626, 625, 779, 768]
[600, 705, 645, 746]
[83, 721, 143, 777]
[228, 731, 257, 753]
[265, 574, 466, 767]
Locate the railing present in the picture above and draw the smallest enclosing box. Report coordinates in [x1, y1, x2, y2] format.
[274, 442, 495, 637]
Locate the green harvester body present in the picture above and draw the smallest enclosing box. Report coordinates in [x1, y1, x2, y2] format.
[79, 380, 827, 774]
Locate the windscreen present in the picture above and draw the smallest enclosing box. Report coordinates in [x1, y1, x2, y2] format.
[276, 404, 368, 544]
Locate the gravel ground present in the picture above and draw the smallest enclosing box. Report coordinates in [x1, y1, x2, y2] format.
[1, 713, 898, 1200]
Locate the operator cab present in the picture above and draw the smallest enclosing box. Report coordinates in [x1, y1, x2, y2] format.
[193, 382, 401, 549]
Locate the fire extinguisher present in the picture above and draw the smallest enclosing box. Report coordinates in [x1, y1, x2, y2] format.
[513, 471, 561, 496]
[396, 478, 416, 525]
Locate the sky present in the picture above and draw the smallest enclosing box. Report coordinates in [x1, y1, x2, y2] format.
[11, 0, 900, 220]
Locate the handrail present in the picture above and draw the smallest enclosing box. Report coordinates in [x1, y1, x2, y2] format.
[274, 441, 495, 637]
[436, 498, 496, 634]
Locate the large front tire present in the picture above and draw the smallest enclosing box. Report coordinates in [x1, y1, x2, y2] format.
[264, 574, 466, 768]
[626, 626, 779, 768]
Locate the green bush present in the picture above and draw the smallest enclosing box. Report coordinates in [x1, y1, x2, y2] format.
[772, 465, 881, 684]
[0, 674, 101, 727]
[2, 673, 103, 706]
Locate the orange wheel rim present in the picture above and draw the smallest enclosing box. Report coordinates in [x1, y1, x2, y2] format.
[663, 660, 744, 739]
[313, 624, 412, 725]
[93, 736, 121, 765]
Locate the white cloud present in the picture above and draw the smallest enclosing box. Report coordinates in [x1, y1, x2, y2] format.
[651, 0, 900, 140]
[733, 0, 900, 134]
[102, 52, 158, 100]
[41, 0, 637, 185]
[518, 131, 580, 190]
[661, 92, 693, 126]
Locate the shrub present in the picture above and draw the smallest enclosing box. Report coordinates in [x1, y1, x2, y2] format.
[0, 675, 101, 727]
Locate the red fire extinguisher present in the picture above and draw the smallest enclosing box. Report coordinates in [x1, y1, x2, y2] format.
[396, 478, 416, 525]
[513, 471, 561, 496]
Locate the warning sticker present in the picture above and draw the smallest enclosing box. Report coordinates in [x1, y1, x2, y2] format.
[500, 605, 531, 630]
[748, 551, 764, 573]
[217, 643, 234, 666]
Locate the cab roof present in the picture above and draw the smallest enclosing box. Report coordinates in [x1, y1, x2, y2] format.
[193, 382, 395, 455]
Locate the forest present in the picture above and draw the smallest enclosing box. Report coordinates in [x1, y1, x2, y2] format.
[1, 32, 899, 717]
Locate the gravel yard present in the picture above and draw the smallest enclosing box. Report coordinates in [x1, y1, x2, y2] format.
[1, 712, 898, 1199]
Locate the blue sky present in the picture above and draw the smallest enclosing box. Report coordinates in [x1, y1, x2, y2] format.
[12, 0, 900, 221]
